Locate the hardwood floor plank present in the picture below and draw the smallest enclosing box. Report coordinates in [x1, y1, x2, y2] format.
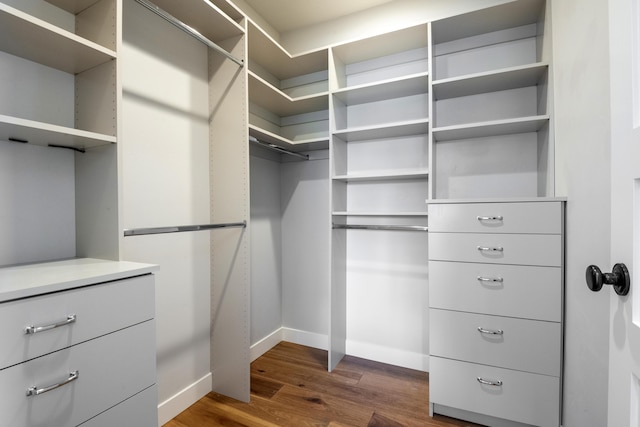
[165, 342, 482, 427]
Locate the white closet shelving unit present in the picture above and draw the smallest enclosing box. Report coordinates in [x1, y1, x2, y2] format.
[248, 21, 329, 151]
[329, 24, 430, 371]
[429, 0, 553, 200]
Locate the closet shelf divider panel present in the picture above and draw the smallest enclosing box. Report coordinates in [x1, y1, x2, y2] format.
[0, 3, 116, 74]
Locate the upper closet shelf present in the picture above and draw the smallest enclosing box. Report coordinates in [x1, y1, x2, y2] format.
[0, 3, 116, 74]
[0, 114, 116, 149]
[333, 169, 429, 182]
[248, 22, 327, 81]
[249, 72, 329, 117]
[431, 0, 545, 44]
[333, 72, 429, 105]
[333, 119, 429, 142]
[249, 124, 329, 151]
[141, 0, 244, 43]
[432, 63, 548, 100]
[432, 115, 549, 142]
[45, 0, 102, 14]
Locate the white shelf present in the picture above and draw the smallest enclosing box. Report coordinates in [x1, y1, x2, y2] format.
[0, 3, 116, 74]
[432, 115, 549, 142]
[45, 0, 102, 14]
[249, 124, 329, 151]
[248, 22, 327, 81]
[432, 63, 548, 100]
[333, 72, 429, 104]
[333, 118, 428, 142]
[148, 0, 244, 42]
[431, 0, 545, 44]
[333, 169, 429, 182]
[0, 114, 116, 149]
[249, 71, 329, 117]
[332, 211, 428, 217]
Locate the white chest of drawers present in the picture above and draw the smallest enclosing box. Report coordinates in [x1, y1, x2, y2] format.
[428, 200, 565, 427]
[0, 258, 158, 427]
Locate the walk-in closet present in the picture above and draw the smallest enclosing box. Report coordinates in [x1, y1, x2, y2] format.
[5, 0, 619, 425]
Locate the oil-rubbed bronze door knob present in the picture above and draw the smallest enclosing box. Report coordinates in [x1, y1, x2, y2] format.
[585, 263, 630, 296]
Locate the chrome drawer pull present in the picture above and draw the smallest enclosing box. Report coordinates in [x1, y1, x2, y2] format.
[477, 377, 502, 387]
[477, 327, 504, 335]
[26, 371, 79, 397]
[477, 276, 504, 283]
[477, 216, 503, 221]
[25, 314, 76, 335]
[477, 246, 503, 252]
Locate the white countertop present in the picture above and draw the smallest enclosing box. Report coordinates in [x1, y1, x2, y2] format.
[0, 258, 158, 302]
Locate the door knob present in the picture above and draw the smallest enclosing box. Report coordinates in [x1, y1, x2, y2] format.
[585, 263, 630, 296]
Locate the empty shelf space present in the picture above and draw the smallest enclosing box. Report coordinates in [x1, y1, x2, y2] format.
[249, 72, 329, 117]
[432, 115, 549, 142]
[249, 124, 329, 151]
[146, 0, 244, 41]
[333, 169, 429, 182]
[333, 119, 429, 142]
[332, 211, 428, 217]
[432, 63, 548, 100]
[0, 114, 116, 149]
[333, 72, 429, 104]
[45, 0, 104, 14]
[0, 3, 116, 74]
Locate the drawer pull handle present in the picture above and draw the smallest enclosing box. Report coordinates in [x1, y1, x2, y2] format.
[478, 327, 504, 335]
[477, 377, 503, 387]
[477, 276, 504, 283]
[477, 246, 503, 252]
[25, 314, 76, 335]
[477, 216, 503, 221]
[26, 371, 79, 397]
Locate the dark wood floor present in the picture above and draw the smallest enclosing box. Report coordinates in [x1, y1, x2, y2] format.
[164, 342, 481, 427]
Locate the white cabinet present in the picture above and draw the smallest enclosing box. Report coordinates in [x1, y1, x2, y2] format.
[428, 199, 564, 427]
[0, 259, 158, 427]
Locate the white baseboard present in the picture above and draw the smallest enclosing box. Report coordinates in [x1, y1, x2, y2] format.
[250, 328, 284, 361]
[157, 373, 212, 426]
[346, 340, 429, 372]
[282, 327, 328, 350]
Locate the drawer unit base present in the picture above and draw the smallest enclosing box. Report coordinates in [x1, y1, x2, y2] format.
[432, 403, 538, 427]
[429, 357, 560, 427]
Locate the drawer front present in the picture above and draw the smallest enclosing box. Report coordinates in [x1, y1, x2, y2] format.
[430, 309, 561, 376]
[430, 357, 560, 427]
[0, 274, 154, 369]
[429, 261, 562, 321]
[429, 233, 562, 266]
[0, 320, 156, 427]
[428, 202, 562, 234]
[80, 385, 158, 427]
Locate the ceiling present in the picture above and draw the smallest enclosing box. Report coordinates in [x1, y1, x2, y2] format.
[242, 0, 397, 33]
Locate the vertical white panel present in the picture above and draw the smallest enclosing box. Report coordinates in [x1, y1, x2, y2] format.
[633, 0, 640, 128]
[121, 0, 211, 417]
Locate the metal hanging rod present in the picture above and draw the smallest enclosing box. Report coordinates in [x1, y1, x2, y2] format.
[134, 0, 244, 67]
[332, 223, 429, 232]
[250, 136, 309, 160]
[124, 221, 246, 237]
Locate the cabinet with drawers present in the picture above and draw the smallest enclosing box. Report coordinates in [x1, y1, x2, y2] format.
[428, 199, 564, 427]
[0, 258, 158, 427]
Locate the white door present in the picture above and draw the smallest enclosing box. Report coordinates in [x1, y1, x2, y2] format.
[607, 0, 640, 425]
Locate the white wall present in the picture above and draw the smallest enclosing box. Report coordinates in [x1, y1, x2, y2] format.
[552, 0, 611, 425]
[121, 1, 212, 423]
[250, 150, 283, 348]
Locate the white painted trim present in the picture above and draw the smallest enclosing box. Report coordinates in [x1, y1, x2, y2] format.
[346, 340, 429, 372]
[282, 327, 328, 350]
[250, 328, 284, 361]
[157, 373, 212, 426]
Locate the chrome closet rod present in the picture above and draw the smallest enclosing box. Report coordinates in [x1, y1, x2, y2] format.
[249, 136, 309, 160]
[124, 221, 246, 237]
[332, 224, 428, 232]
[133, 0, 244, 67]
